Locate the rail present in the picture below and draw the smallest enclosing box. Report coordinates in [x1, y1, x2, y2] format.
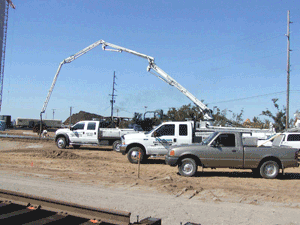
[0, 188, 161, 224]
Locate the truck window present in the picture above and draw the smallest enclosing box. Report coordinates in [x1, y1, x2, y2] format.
[179, 124, 188, 136]
[287, 134, 300, 141]
[272, 134, 285, 146]
[215, 134, 236, 147]
[87, 122, 96, 130]
[72, 123, 85, 130]
[155, 124, 175, 136]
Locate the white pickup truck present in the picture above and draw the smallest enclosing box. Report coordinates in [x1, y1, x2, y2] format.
[120, 121, 275, 163]
[120, 121, 205, 163]
[272, 131, 300, 148]
[55, 120, 143, 151]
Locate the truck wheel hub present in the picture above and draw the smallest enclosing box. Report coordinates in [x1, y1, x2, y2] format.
[130, 151, 139, 160]
[58, 139, 65, 147]
[183, 163, 193, 174]
[264, 164, 276, 176]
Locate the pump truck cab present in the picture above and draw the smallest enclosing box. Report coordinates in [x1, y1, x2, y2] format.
[120, 120, 209, 163]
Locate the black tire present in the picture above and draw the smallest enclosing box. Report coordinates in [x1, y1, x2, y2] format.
[113, 140, 121, 152]
[72, 145, 80, 149]
[259, 160, 279, 179]
[178, 158, 197, 177]
[127, 147, 144, 164]
[56, 136, 67, 149]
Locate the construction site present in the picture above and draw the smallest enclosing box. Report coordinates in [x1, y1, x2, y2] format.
[0, 1, 300, 225]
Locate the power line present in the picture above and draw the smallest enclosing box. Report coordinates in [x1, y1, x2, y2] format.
[189, 34, 284, 65]
[207, 90, 300, 105]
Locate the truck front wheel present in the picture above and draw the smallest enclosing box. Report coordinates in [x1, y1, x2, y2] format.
[259, 160, 279, 179]
[113, 140, 121, 152]
[56, 137, 67, 149]
[127, 147, 144, 164]
[178, 158, 197, 177]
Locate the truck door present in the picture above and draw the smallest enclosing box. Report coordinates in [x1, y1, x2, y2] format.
[176, 124, 192, 145]
[283, 134, 300, 148]
[69, 122, 85, 143]
[82, 122, 98, 144]
[201, 133, 243, 168]
[148, 124, 177, 155]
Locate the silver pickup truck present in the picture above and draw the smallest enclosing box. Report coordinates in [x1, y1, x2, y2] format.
[165, 131, 299, 179]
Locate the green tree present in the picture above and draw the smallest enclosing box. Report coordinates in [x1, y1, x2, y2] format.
[261, 98, 290, 132]
[211, 107, 244, 127]
[166, 104, 203, 121]
[243, 116, 271, 129]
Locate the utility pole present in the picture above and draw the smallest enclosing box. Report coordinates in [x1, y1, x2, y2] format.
[69, 106, 73, 128]
[286, 10, 292, 129]
[110, 72, 117, 128]
[52, 109, 56, 120]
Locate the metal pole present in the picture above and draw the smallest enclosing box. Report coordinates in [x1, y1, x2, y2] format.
[52, 109, 56, 120]
[110, 72, 117, 128]
[286, 10, 292, 129]
[69, 107, 72, 128]
[39, 113, 42, 139]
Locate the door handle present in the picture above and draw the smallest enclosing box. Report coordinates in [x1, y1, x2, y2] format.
[83, 132, 85, 134]
[174, 138, 177, 143]
[232, 150, 237, 152]
[94, 132, 96, 135]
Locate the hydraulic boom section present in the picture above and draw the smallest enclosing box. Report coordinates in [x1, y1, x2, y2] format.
[40, 40, 104, 114]
[41, 40, 213, 121]
[101, 41, 213, 121]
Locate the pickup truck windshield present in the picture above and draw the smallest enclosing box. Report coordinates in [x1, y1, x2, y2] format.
[272, 134, 285, 146]
[201, 132, 218, 145]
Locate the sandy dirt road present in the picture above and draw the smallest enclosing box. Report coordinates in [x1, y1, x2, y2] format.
[0, 133, 300, 224]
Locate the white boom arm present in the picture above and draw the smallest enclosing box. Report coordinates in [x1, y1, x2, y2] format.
[41, 40, 213, 121]
[41, 40, 104, 114]
[101, 41, 213, 121]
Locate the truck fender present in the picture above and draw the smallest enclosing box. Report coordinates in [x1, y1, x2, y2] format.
[125, 143, 146, 155]
[257, 156, 282, 170]
[55, 133, 70, 146]
[178, 154, 202, 167]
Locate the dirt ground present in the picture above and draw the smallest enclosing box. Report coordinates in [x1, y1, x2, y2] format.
[1, 129, 300, 208]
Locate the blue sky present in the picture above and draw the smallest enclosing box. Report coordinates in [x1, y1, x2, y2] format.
[2, 0, 300, 123]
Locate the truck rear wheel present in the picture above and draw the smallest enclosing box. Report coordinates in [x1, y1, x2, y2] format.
[127, 147, 144, 164]
[113, 140, 121, 152]
[56, 137, 67, 149]
[178, 158, 197, 177]
[259, 160, 279, 179]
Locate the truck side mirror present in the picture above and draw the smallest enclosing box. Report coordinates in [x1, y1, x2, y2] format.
[153, 131, 157, 137]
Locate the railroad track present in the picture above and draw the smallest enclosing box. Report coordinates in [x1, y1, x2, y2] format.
[0, 134, 54, 141]
[0, 189, 161, 225]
